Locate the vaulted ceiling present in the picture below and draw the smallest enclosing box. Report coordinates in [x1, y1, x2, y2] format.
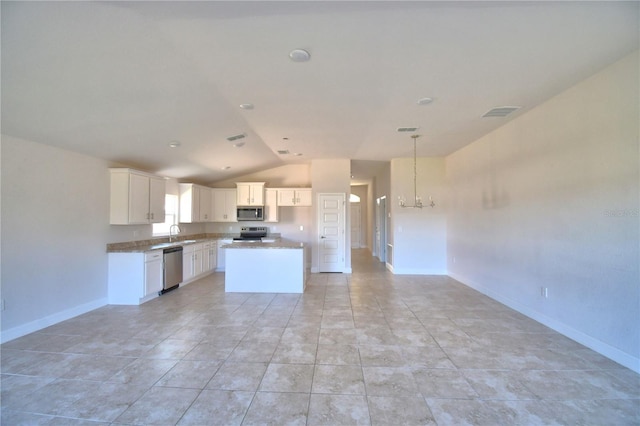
[2, 1, 638, 183]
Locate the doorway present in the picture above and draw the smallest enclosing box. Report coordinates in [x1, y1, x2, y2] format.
[350, 203, 361, 248]
[317, 193, 346, 272]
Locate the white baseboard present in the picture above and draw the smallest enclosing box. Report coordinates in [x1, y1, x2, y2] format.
[392, 268, 448, 275]
[449, 272, 640, 374]
[1, 297, 108, 344]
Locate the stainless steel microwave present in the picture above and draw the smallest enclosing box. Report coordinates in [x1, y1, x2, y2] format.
[236, 206, 264, 221]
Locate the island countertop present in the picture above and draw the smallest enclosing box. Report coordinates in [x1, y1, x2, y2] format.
[222, 239, 304, 250]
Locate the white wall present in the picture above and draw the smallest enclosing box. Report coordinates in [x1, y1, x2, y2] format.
[390, 157, 447, 274]
[209, 164, 311, 188]
[1, 136, 111, 341]
[446, 52, 639, 371]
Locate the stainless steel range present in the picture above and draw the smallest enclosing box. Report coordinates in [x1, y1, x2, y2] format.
[233, 226, 268, 242]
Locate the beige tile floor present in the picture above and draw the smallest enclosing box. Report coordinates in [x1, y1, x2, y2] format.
[2, 249, 638, 425]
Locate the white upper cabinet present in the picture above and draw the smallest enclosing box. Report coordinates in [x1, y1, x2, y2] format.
[199, 187, 212, 222]
[212, 188, 237, 222]
[277, 188, 312, 207]
[109, 168, 166, 225]
[264, 188, 278, 222]
[179, 184, 212, 223]
[236, 182, 265, 206]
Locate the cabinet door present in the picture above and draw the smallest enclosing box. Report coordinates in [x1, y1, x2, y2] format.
[236, 184, 251, 206]
[278, 189, 296, 207]
[193, 246, 203, 276]
[224, 190, 237, 221]
[264, 189, 278, 222]
[144, 257, 163, 296]
[149, 177, 166, 223]
[201, 243, 210, 271]
[212, 189, 236, 222]
[129, 173, 150, 224]
[209, 244, 217, 271]
[250, 184, 264, 205]
[295, 189, 312, 206]
[183, 251, 194, 282]
[211, 189, 225, 221]
[199, 187, 212, 222]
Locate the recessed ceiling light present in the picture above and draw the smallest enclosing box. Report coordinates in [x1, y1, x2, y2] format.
[397, 127, 419, 133]
[417, 97, 434, 106]
[277, 150, 290, 155]
[289, 49, 311, 62]
[239, 103, 254, 110]
[222, 166, 231, 171]
[293, 153, 303, 157]
[233, 142, 245, 148]
[168, 141, 181, 148]
[283, 137, 289, 140]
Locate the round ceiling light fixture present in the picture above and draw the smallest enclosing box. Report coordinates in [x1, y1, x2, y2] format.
[168, 140, 181, 148]
[289, 49, 311, 62]
[222, 166, 231, 171]
[239, 103, 254, 110]
[417, 97, 434, 106]
[233, 142, 245, 148]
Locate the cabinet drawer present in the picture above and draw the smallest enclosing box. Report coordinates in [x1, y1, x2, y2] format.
[145, 250, 163, 262]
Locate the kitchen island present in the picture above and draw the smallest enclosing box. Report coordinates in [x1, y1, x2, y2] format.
[223, 239, 306, 293]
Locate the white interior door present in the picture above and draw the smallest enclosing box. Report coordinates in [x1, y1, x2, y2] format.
[350, 203, 361, 248]
[318, 193, 345, 272]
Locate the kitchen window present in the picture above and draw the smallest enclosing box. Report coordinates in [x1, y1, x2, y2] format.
[152, 194, 178, 236]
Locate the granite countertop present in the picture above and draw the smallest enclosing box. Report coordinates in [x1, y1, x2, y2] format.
[107, 233, 285, 253]
[222, 239, 304, 250]
[107, 233, 234, 253]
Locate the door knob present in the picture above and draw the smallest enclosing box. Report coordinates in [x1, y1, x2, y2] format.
[321, 236, 326, 239]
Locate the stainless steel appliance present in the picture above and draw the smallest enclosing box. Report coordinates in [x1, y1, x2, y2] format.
[237, 206, 264, 221]
[162, 246, 183, 294]
[233, 226, 268, 242]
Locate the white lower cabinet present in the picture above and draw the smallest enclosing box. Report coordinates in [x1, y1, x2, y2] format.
[144, 251, 164, 296]
[182, 240, 217, 284]
[203, 241, 217, 272]
[108, 250, 163, 305]
[182, 244, 198, 283]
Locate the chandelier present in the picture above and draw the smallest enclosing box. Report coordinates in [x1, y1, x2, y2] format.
[398, 134, 435, 208]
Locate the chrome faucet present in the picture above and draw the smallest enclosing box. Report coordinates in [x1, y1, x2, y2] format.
[169, 224, 181, 242]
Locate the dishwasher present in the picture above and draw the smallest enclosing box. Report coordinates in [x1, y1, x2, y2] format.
[161, 246, 183, 294]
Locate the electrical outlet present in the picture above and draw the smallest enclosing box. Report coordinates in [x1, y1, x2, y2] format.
[453, 257, 457, 264]
[1, 299, 5, 311]
[541, 287, 548, 298]
[299, 225, 304, 231]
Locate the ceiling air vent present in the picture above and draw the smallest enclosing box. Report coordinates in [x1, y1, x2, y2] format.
[226, 133, 246, 142]
[397, 127, 419, 133]
[482, 106, 521, 118]
[277, 149, 290, 155]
